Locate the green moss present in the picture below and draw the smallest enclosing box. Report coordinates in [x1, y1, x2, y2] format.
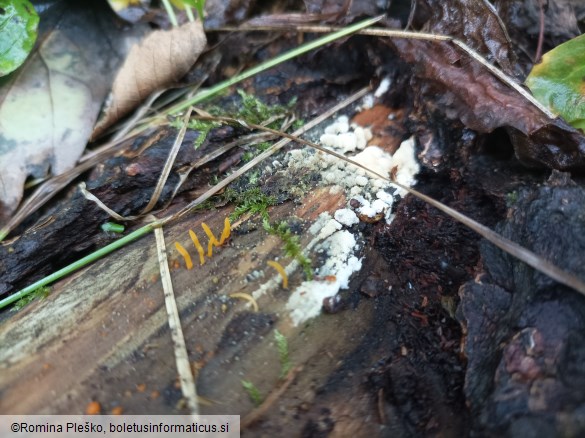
[12, 286, 50, 311]
[241, 380, 263, 406]
[274, 329, 292, 378]
[246, 170, 260, 185]
[292, 119, 305, 130]
[263, 218, 313, 280]
[234, 90, 295, 129]
[242, 141, 273, 163]
[169, 117, 220, 149]
[225, 187, 277, 222]
[241, 330, 293, 404]
[190, 119, 221, 149]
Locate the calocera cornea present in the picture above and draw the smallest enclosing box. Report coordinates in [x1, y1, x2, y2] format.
[201, 223, 221, 257]
[267, 260, 288, 289]
[189, 229, 205, 265]
[174, 242, 193, 270]
[219, 217, 231, 244]
[174, 217, 232, 268]
[229, 292, 259, 312]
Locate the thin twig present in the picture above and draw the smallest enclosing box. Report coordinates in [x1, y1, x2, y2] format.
[241, 365, 303, 429]
[535, 0, 545, 62]
[78, 182, 127, 221]
[109, 90, 166, 144]
[142, 108, 193, 214]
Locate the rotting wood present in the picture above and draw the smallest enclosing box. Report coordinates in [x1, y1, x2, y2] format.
[0, 186, 347, 415]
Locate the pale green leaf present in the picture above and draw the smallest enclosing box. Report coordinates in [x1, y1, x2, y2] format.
[526, 34, 585, 131]
[0, 0, 39, 76]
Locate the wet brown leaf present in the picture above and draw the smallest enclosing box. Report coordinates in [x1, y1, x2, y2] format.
[411, 0, 518, 75]
[385, 0, 585, 170]
[0, 3, 135, 222]
[92, 20, 206, 139]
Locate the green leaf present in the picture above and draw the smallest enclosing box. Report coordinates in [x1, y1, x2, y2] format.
[526, 34, 585, 131]
[0, 0, 39, 76]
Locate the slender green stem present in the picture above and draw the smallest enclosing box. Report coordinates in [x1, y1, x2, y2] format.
[0, 224, 157, 310]
[185, 5, 195, 22]
[161, 0, 179, 27]
[164, 16, 382, 116]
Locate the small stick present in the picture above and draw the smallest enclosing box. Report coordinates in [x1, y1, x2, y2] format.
[141, 107, 193, 214]
[155, 227, 199, 415]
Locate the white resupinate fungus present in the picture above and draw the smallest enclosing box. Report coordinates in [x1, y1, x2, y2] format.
[255, 115, 421, 326]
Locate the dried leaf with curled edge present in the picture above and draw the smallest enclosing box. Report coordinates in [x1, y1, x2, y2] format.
[92, 20, 207, 139]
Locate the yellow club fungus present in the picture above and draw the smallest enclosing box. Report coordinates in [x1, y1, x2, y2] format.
[229, 292, 259, 312]
[189, 229, 206, 265]
[219, 217, 231, 245]
[174, 242, 193, 270]
[201, 222, 221, 257]
[267, 260, 288, 289]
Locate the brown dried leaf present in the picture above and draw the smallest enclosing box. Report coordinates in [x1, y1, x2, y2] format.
[92, 20, 206, 139]
[411, 0, 518, 75]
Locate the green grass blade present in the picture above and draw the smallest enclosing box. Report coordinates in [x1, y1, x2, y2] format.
[0, 224, 156, 310]
[165, 16, 382, 115]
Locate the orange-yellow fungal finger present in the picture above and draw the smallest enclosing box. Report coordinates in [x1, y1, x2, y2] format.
[229, 293, 259, 312]
[201, 222, 221, 257]
[189, 229, 205, 265]
[267, 260, 288, 289]
[219, 217, 231, 245]
[174, 242, 193, 270]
